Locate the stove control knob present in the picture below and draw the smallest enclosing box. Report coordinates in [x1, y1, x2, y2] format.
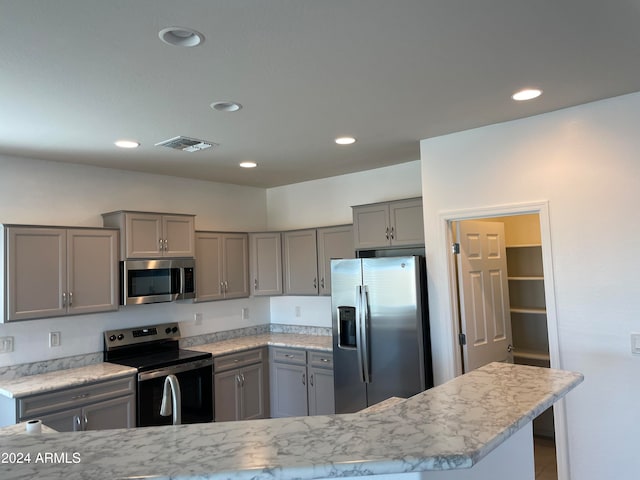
[165, 327, 172, 334]
[117, 334, 124, 341]
[109, 335, 116, 342]
[172, 326, 178, 334]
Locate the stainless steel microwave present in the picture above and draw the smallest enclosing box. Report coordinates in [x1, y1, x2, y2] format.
[121, 259, 195, 305]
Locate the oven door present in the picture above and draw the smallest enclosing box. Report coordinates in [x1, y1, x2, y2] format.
[137, 358, 213, 427]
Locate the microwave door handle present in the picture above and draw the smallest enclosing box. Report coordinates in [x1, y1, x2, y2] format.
[179, 268, 185, 295]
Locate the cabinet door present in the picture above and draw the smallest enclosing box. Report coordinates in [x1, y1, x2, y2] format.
[37, 407, 82, 432]
[163, 215, 195, 257]
[316, 225, 354, 296]
[249, 232, 282, 296]
[352, 204, 391, 249]
[240, 363, 266, 420]
[270, 362, 308, 418]
[222, 233, 249, 299]
[389, 198, 424, 246]
[308, 366, 335, 416]
[125, 213, 163, 258]
[7, 227, 67, 321]
[83, 395, 135, 430]
[195, 232, 224, 301]
[214, 369, 241, 422]
[67, 229, 119, 315]
[283, 229, 318, 295]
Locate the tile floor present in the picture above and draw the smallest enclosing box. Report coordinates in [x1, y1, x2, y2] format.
[533, 436, 557, 480]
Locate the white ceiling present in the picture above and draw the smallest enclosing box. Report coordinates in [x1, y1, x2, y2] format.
[2, 1, 640, 188]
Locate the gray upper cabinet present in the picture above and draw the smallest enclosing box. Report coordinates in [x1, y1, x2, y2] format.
[316, 225, 354, 296]
[2, 226, 119, 322]
[249, 232, 283, 296]
[352, 198, 424, 250]
[195, 232, 249, 302]
[102, 211, 195, 259]
[283, 229, 318, 295]
[283, 225, 354, 296]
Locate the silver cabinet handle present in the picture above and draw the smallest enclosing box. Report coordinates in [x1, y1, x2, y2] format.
[310, 374, 314, 387]
[241, 373, 245, 386]
[159, 238, 164, 250]
[385, 227, 390, 240]
[236, 374, 241, 386]
[320, 278, 325, 289]
[74, 415, 81, 431]
[62, 292, 67, 307]
[164, 239, 168, 251]
[220, 282, 225, 294]
[69, 291, 73, 306]
[254, 278, 258, 290]
[302, 373, 306, 386]
[390, 227, 395, 240]
[284, 354, 294, 358]
[83, 414, 88, 430]
[71, 393, 89, 400]
[320, 358, 330, 363]
[224, 281, 228, 293]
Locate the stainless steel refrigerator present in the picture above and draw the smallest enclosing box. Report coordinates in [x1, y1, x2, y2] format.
[331, 256, 433, 413]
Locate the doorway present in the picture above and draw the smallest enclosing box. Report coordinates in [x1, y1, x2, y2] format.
[441, 201, 568, 480]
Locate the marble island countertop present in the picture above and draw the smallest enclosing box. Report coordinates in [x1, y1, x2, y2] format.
[0, 333, 331, 399]
[0, 362, 583, 480]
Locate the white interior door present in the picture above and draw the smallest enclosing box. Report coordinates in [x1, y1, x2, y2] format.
[456, 220, 513, 372]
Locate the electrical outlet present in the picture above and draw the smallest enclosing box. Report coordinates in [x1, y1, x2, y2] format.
[194, 313, 203, 325]
[241, 308, 249, 320]
[49, 331, 61, 348]
[295, 306, 301, 318]
[0, 336, 14, 353]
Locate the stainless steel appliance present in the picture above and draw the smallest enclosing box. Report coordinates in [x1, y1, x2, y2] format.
[121, 258, 195, 305]
[331, 256, 433, 413]
[103, 322, 213, 427]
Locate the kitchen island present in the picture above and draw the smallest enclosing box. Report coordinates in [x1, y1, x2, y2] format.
[0, 362, 582, 480]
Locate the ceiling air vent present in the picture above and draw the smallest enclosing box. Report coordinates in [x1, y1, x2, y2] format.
[155, 136, 218, 153]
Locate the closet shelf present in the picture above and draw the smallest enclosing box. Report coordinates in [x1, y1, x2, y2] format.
[514, 349, 550, 362]
[510, 307, 547, 315]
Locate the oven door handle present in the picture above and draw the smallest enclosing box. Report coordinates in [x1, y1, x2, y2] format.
[137, 357, 213, 382]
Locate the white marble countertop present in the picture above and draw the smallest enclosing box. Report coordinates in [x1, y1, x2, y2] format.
[0, 333, 330, 400]
[0, 363, 137, 399]
[189, 332, 332, 356]
[0, 362, 583, 480]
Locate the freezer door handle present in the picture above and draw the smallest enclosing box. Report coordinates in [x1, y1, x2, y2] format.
[361, 285, 371, 384]
[355, 286, 365, 383]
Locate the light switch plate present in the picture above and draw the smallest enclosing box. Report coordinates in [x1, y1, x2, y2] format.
[241, 308, 249, 320]
[631, 333, 640, 355]
[49, 331, 61, 348]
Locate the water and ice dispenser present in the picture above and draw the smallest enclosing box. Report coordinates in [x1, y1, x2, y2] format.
[337, 306, 357, 349]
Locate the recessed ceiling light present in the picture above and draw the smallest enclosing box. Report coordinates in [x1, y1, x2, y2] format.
[239, 161, 257, 169]
[512, 88, 543, 101]
[335, 136, 357, 145]
[114, 140, 140, 149]
[158, 27, 204, 47]
[211, 101, 243, 112]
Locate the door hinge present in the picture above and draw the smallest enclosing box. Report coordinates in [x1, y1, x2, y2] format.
[458, 333, 467, 346]
[452, 242, 460, 255]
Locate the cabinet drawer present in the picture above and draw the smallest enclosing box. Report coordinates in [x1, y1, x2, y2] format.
[214, 348, 264, 372]
[308, 350, 333, 369]
[18, 375, 135, 420]
[271, 347, 306, 365]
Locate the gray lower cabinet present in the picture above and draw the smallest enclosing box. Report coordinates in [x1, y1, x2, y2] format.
[213, 348, 268, 422]
[0, 375, 136, 431]
[270, 347, 334, 418]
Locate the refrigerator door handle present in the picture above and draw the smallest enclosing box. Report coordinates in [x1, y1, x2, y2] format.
[355, 285, 366, 383]
[361, 285, 371, 384]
